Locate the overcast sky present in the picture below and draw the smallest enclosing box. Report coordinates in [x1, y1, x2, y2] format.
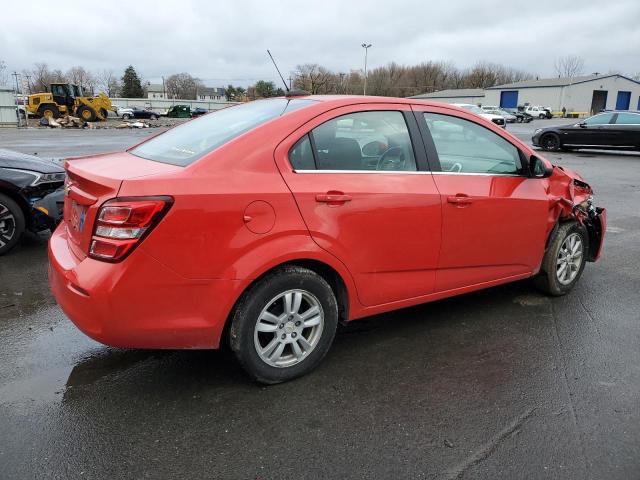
[2, 0, 639, 87]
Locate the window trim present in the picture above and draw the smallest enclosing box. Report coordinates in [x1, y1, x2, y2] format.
[286, 110, 429, 174]
[414, 110, 528, 177]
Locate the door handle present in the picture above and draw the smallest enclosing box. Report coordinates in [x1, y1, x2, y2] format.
[315, 192, 352, 204]
[447, 194, 474, 206]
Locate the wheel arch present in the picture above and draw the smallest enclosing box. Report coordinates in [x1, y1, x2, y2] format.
[219, 257, 354, 350]
[0, 185, 30, 222]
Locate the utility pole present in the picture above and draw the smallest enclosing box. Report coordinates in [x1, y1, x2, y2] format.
[361, 43, 372, 95]
[161, 76, 166, 99]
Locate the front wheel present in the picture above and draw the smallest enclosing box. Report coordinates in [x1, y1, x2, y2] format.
[229, 266, 338, 384]
[534, 222, 588, 296]
[540, 132, 561, 151]
[0, 193, 26, 255]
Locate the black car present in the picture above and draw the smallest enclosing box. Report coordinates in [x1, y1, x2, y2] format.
[0, 149, 65, 254]
[122, 107, 161, 120]
[504, 108, 533, 123]
[191, 107, 209, 117]
[532, 111, 640, 151]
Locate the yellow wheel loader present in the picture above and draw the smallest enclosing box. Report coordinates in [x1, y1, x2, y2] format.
[26, 83, 113, 122]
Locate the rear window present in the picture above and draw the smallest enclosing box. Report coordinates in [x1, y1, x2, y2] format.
[130, 98, 316, 166]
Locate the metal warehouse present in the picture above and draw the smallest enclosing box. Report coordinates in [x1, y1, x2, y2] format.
[0, 87, 18, 127]
[409, 88, 485, 104]
[483, 74, 640, 115]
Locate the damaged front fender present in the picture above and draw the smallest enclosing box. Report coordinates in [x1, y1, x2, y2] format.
[546, 165, 606, 261]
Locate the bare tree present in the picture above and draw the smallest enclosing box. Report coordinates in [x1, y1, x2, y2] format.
[294, 64, 334, 94]
[165, 73, 203, 99]
[66, 66, 96, 93]
[96, 69, 120, 96]
[554, 55, 585, 78]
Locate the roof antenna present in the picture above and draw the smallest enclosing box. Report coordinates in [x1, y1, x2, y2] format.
[267, 50, 290, 92]
[267, 50, 309, 97]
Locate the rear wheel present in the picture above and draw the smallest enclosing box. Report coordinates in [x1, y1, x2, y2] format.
[539, 113, 546, 119]
[534, 222, 588, 296]
[122, 113, 131, 120]
[229, 266, 338, 384]
[0, 193, 25, 255]
[540, 132, 561, 151]
[100, 108, 109, 120]
[76, 105, 97, 122]
[37, 104, 59, 119]
[150, 114, 158, 120]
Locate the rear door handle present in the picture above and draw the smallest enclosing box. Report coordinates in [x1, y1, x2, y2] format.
[447, 194, 474, 206]
[315, 192, 352, 204]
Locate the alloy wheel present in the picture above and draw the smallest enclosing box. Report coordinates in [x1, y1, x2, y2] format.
[254, 289, 324, 368]
[556, 233, 583, 285]
[0, 203, 16, 248]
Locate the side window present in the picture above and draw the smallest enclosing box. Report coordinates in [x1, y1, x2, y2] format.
[308, 111, 417, 171]
[614, 113, 640, 125]
[424, 113, 522, 175]
[289, 135, 315, 170]
[585, 113, 614, 125]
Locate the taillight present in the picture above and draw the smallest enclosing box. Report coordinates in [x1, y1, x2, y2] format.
[89, 196, 172, 262]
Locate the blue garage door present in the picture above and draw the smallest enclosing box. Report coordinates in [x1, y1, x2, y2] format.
[615, 91, 631, 110]
[500, 91, 519, 108]
[637, 96, 640, 111]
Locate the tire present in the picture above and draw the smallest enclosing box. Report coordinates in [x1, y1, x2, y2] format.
[534, 222, 588, 296]
[517, 117, 523, 123]
[37, 104, 60, 119]
[150, 114, 158, 120]
[122, 113, 131, 120]
[539, 114, 545, 119]
[100, 108, 109, 119]
[229, 266, 339, 384]
[76, 105, 96, 122]
[0, 193, 26, 255]
[540, 132, 561, 151]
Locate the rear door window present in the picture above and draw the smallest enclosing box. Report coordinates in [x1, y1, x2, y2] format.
[290, 111, 417, 171]
[130, 98, 316, 166]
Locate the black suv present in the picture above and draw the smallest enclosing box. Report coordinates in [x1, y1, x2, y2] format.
[0, 149, 65, 254]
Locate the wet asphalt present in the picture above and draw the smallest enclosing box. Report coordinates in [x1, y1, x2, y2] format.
[0, 120, 639, 479]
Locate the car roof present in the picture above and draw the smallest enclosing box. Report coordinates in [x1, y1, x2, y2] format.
[282, 94, 453, 109]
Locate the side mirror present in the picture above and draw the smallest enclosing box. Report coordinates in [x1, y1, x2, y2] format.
[529, 155, 553, 178]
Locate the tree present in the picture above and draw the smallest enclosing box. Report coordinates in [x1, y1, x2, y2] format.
[165, 72, 203, 99]
[225, 84, 237, 101]
[554, 55, 585, 78]
[121, 66, 144, 98]
[96, 69, 120, 97]
[253, 80, 277, 98]
[66, 66, 96, 94]
[293, 64, 333, 94]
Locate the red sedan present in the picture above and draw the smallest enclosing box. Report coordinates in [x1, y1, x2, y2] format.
[49, 95, 606, 383]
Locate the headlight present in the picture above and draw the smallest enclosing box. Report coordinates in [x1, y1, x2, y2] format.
[32, 172, 66, 185]
[5, 168, 65, 186]
[534, 128, 542, 134]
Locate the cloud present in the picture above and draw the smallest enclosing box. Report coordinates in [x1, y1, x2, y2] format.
[1, 0, 639, 87]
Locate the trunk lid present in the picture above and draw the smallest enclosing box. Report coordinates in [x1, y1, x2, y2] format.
[63, 152, 181, 259]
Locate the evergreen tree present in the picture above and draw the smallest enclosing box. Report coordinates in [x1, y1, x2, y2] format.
[121, 66, 144, 98]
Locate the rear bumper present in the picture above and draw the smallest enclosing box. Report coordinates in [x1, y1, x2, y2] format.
[48, 224, 242, 349]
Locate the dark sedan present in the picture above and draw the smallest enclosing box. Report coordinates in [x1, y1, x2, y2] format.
[533, 111, 640, 151]
[505, 108, 533, 123]
[0, 149, 65, 254]
[122, 107, 161, 120]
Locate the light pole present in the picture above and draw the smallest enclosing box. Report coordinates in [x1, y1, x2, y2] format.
[361, 43, 372, 95]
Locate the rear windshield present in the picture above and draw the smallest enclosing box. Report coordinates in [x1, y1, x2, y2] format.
[129, 98, 316, 166]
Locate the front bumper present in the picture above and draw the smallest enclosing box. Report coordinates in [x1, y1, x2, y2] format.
[531, 132, 542, 147]
[48, 223, 242, 349]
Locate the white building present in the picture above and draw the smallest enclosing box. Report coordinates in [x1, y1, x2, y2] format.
[147, 84, 225, 101]
[409, 88, 485, 105]
[147, 84, 166, 99]
[483, 74, 640, 115]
